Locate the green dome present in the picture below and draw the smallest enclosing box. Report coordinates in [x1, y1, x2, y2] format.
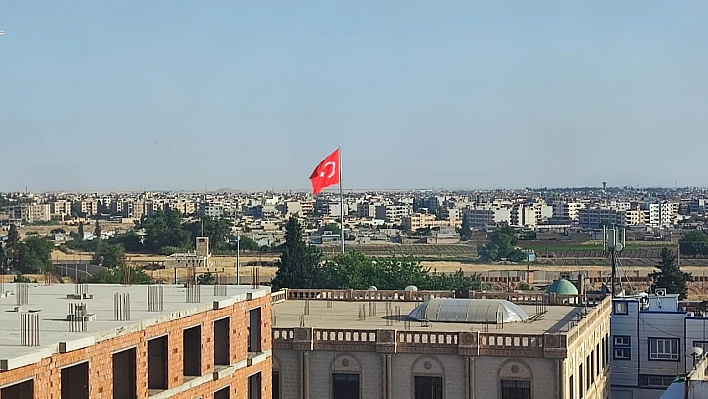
[546, 279, 579, 295]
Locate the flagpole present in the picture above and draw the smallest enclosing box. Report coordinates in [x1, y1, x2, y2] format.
[339, 145, 345, 253]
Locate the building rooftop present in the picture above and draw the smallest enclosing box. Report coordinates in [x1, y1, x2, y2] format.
[0, 282, 270, 371]
[273, 298, 584, 335]
[546, 279, 579, 295]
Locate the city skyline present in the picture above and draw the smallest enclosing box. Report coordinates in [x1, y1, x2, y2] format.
[2, 2, 708, 192]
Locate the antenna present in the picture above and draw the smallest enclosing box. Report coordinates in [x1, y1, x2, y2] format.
[603, 226, 625, 298]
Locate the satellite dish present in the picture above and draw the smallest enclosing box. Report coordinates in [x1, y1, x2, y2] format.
[368, 286, 377, 291]
[615, 243, 624, 252]
[687, 347, 704, 358]
[405, 285, 418, 292]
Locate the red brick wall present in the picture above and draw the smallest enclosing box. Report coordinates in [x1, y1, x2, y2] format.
[0, 293, 273, 399]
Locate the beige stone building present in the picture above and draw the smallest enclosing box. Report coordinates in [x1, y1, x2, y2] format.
[402, 213, 461, 231]
[72, 200, 99, 216]
[271, 289, 611, 399]
[50, 200, 72, 220]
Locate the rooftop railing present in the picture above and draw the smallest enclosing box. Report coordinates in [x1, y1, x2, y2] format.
[281, 288, 606, 306]
[272, 326, 566, 358]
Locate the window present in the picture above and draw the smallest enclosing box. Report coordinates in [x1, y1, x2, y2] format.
[649, 338, 679, 361]
[148, 336, 168, 390]
[414, 376, 443, 399]
[614, 335, 631, 360]
[586, 356, 591, 387]
[248, 372, 262, 399]
[693, 341, 708, 354]
[214, 317, 230, 366]
[579, 364, 584, 399]
[272, 371, 280, 399]
[613, 302, 628, 315]
[113, 348, 137, 399]
[214, 386, 230, 399]
[595, 344, 600, 376]
[569, 375, 574, 399]
[1, 379, 33, 399]
[500, 380, 531, 399]
[602, 336, 608, 368]
[332, 373, 360, 399]
[248, 308, 262, 353]
[183, 325, 202, 376]
[590, 352, 595, 384]
[61, 362, 89, 399]
[639, 374, 675, 388]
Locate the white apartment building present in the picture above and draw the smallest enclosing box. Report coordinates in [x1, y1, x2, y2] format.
[510, 201, 553, 228]
[611, 293, 708, 399]
[463, 207, 512, 229]
[375, 204, 412, 223]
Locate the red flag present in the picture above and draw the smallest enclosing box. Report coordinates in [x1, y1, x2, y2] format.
[309, 149, 340, 194]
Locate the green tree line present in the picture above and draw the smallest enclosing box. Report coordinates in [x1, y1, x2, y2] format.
[271, 217, 484, 291]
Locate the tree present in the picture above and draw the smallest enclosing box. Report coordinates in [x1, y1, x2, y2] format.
[185, 217, 233, 252]
[271, 217, 324, 290]
[460, 216, 472, 241]
[234, 235, 259, 251]
[6, 224, 20, 269]
[649, 247, 691, 300]
[679, 230, 708, 256]
[319, 250, 484, 291]
[93, 221, 102, 240]
[477, 225, 526, 262]
[17, 236, 53, 274]
[77, 222, 85, 241]
[92, 242, 125, 268]
[0, 243, 6, 269]
[137, 209, 191, 252]
[321, 223, 341, 235]
[86, 266, 151, 284]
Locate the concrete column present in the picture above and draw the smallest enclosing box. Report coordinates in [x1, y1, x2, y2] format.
[464, 357, 470, 399]
[556, 358, 564, 399]
[301, 351, 309, 399]
[385, 354, 393, 399]
[469, 356, 476, 399]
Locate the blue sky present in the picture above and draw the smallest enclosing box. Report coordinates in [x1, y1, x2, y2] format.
[2, 1, 707, 191]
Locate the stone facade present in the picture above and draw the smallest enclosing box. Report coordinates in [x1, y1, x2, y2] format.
[272, 290, 612, 399]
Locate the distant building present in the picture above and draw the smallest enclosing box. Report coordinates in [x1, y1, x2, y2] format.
[7, 204, 51, 223]
[50, 200, 72, 220]
[375, 204, 412, 223]
[72, 200, 99, 216]
[402, 213, 460, 231]
[463, 207, 512, 229]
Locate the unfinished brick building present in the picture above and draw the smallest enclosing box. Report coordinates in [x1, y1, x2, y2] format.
[0, 282, 272, 399]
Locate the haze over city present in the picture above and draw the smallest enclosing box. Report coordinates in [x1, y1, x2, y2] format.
[2, 1, 708, 192]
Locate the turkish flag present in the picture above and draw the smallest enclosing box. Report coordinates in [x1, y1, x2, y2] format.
[309, 149, 340, 194]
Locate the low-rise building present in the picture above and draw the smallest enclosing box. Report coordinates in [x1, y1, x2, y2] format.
[611, 292, 708, 399]
[272, 289, 611, 399]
